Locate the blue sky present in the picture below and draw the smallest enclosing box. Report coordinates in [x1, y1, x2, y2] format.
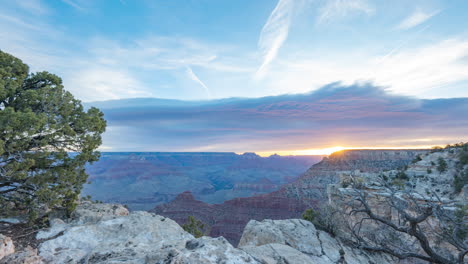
[2, 0, 468, 102]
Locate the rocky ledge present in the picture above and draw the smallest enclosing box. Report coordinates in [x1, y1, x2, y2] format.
[0, 201, 393, 264]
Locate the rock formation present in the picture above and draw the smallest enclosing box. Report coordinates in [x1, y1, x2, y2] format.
[0, 234, 14, 260]
[83, 152, 322, 210]
[1, 201, 394, 263]
[152, 149, 427, 244]
[327, 147, 467, 263]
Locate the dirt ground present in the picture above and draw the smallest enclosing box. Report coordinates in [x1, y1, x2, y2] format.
[0, 221, 42, 251]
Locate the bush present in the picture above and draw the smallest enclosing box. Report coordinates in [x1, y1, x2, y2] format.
[454, 169, 468, 193]
[396, 171, 409, 180]
[459, 150, 468, 166]
[0, 51, 106, 222]
[302, 206, 338, 236]
[182, 216, 205, 238]
[437, 158, 448, 173]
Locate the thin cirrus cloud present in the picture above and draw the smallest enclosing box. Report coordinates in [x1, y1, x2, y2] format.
[256, 0, 375, 79]
[87, 83, 468, 153]
[396, 9, 439, 30]
[316, 0, 375, 24]
[255, 0, 295, 80]
[185, 66, 212, 98]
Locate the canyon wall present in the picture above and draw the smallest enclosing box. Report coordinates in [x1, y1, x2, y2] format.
[152, 149, 427, 244]
[83, 152, 321, 210]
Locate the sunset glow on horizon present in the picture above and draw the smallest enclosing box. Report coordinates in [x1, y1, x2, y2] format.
[256, 145, 437, 157]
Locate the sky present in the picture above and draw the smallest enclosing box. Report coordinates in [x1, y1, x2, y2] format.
[1, 0, 468, 154]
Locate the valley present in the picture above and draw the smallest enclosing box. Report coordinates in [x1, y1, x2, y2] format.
[82, 152, 322, 210]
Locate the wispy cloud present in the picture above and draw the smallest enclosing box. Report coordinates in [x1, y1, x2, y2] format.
[317, 0, 374, 24]
[61, 0, 85, 11]
[396, 9, 439, 30]
[16, 0, 50, 15]
[255, 0, 295, 80]
[186, 66, 212, 98]
[264, 38, 468, 98]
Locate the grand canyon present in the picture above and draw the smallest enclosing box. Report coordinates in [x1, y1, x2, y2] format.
[152, 149, 428, 244]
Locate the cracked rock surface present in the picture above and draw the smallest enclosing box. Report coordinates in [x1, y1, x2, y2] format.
[28, 202, 395, 263]
[239, 219, 394, 264]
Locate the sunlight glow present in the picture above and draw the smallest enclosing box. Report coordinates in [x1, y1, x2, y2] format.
[256, 145, 435, 157]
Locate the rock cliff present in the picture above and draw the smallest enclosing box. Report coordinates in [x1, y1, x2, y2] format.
[0, 202, 394, 263]
[152, 149, 427, 244]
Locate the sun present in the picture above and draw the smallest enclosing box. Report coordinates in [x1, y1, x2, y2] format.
[301, 146, 347, 155]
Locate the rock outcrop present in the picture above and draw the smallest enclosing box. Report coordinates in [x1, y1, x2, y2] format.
[0, 246, 42, 264]
[327, 147, 467, 263]
[239, 219, 395, 264]
[21, 201, 393, 263]
[0, 234, 14, 260]
[153, 149, 427, 244]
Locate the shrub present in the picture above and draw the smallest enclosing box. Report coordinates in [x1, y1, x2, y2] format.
[454, 169, 468, 193]
[182, 216, 205, 238]
[437, 158, 448, 173]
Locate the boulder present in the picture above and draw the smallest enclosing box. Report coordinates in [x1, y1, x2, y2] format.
[243, 243, 315, 264]
[70, 201, 129, 224]
[0, 234, 15, 260]
[150, 237, 259, 264]
[0, 246, 42, 264]
[238, 219, 322, 256]
[239, 219, 394, 264]
[38, 211, 192, 263]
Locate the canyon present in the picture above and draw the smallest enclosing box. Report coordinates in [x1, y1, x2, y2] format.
[152, 149, 428, 244]
[83, 152, 322, 210]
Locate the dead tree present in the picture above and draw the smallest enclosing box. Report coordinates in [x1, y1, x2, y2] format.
[336, 178, 467, 264]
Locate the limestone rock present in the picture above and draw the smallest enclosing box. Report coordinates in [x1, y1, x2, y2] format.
[0, 246, 43, 264]
[70, 201, 129, 224]
[238, 219, 322, 256]
[239, 219, 394, 264]
[0, 234, 14, 260]
[243, 243, 315, 264]
[38, 211, 192, 263]
[151, 237, 259, 264]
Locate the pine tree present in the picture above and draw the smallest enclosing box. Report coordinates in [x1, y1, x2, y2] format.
[0, 51, 106, 221]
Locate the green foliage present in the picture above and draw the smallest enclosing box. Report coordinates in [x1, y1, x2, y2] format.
[182, 216, 205, 238]
[391, 178, 406, 188]
[395, 170, 409, 180]
[459, 150, 468, 166]
[302, 208, 318, 222]
[0, 51, 106, 221]
[302, 206, 338, 236]
[437, 158, 448, 173]
[453, 169, 468, 193]
[454, 205, 468, 241]
[426, 168, 432, 174]
[412, 155, 422, 163]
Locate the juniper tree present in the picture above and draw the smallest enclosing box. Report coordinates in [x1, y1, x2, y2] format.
[0, 51, 106, 221]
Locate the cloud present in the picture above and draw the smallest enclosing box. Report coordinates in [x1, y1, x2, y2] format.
[317, 0, 374, 24]
[88, 83, 468, 153]
[256, 0, 295, 79]
[264, 38, 468, 98]
[396, 9, 439, 30]
[16, 0, 50, 15]
[61, 0, 85, 11]
[186, 67, 212, 98]
[66, 67, 152, 101]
